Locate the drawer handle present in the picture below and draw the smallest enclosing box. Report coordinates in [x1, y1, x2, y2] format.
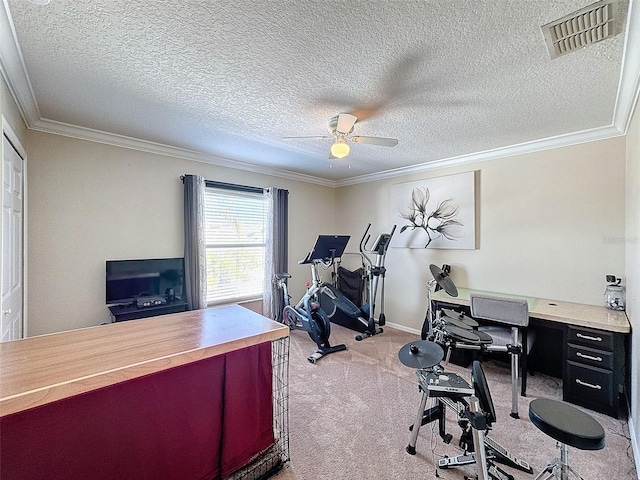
[576, 352, 603, 362]
[576, 333, 602, 342]
[576, 379, 602, 390]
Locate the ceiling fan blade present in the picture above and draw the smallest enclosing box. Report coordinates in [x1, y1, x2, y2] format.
[351, 136, 398, 147]
[336, 113, 357, 134]
[282, 135, 332, 140]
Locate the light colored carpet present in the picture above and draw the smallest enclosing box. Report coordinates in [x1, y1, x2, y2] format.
[273, 323, 637, 480]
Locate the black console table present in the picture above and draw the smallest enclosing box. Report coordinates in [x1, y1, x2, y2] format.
[108, 300, 189, 322]
[430, 288, 630, 418]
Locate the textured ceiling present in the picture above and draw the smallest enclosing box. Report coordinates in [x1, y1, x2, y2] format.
[2, 0, 638, 184]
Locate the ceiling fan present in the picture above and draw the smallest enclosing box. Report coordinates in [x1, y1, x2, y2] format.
[283, 113, 398, 159]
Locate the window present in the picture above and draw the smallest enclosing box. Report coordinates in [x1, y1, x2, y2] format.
[204, 184, 267, 305]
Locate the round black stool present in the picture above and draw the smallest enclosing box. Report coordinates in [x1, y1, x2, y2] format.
[529, 398, 605, 480]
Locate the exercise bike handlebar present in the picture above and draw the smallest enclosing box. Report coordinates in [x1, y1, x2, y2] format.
[298, 253, 336, 267]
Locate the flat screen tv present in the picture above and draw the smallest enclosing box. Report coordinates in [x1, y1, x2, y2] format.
[106, 257, 185, 305]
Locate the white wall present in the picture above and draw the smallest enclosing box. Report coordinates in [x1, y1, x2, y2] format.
[625, 91, 640, 462]
[26, 131, 335, 335]
[336, 138, 626, 332]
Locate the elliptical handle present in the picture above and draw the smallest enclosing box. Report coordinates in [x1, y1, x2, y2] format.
[359, 223, 373, 264]
[359, 223, 372, 252]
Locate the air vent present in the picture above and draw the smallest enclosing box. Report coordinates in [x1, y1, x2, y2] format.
[541, 0, 618, 59]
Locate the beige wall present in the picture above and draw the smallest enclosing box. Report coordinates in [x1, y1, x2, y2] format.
[26, 131, 335, 335]
[336, 138, 626, 332]
[625, 92, 640, 458]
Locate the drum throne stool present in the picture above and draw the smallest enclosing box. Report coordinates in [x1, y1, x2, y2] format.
[528, 398, 605, 480]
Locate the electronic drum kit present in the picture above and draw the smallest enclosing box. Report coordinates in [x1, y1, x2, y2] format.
[420, 264, 525, 421]
[396, 265, 531, 479]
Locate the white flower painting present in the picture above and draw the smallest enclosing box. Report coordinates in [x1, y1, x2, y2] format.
[390, 171, 476, 249]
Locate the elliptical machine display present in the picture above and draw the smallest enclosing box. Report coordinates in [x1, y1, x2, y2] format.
[274, 235, 349, 364]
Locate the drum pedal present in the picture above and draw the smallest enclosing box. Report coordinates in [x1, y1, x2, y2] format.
[439, 454, 475, 468]
[439, 452, 496, 468]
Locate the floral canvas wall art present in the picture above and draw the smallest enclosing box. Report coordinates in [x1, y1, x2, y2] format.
[390, 171, 476, 249]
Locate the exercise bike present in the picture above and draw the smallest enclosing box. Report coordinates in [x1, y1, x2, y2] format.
[274, 235, 348, 364]
[319, 224, 395, 341]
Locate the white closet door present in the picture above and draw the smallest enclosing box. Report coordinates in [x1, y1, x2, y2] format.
[2, 133, 24, 341]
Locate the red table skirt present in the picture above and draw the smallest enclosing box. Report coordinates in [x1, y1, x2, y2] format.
[1, 342, 274, 480]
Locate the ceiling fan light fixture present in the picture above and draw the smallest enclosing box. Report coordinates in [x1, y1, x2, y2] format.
[330, 137, 350, 158]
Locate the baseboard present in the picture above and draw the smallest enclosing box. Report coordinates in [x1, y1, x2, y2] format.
[384, 321, 420, 336]
[629, 413, 640, 477]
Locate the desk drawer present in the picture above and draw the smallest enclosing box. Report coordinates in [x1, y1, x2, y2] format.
[567, 326, 614, 351]
[565, 361, 615, 409]
[567, 343, 614, 369]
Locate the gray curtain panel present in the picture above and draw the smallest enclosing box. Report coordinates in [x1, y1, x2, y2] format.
[263, 187, 288, 319]
[183, 174, 207, 310]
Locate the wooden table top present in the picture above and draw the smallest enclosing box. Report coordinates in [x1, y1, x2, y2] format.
[432, 287, 630, 334]
[0, 305, 289, 417]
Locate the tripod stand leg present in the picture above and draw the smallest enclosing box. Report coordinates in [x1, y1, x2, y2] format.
[469, 397, 490, 480]
[510, 327, 519, 419]
[533, 464, 556, 480]
[406, 390, 429, 455]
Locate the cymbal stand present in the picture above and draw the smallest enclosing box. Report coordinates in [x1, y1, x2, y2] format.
[421, 278, 438, 340]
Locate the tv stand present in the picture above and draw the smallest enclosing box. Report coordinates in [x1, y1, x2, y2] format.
[108, 300, 189, 322]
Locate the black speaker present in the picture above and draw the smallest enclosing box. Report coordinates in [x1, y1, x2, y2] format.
[165, 288, 175, 302]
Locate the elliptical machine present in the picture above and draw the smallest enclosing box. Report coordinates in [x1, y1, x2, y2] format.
[319, 224, 395, 341]
[274, 235, 348, 364]
[358, 223, 395, 339]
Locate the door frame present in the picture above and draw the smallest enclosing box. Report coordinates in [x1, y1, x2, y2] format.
[2, 115, 27, 338]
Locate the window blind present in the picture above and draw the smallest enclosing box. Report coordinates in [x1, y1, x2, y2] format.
[204, 187, 267, 304]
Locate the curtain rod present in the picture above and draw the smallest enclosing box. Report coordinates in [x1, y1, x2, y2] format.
[180, 175, 266, 194]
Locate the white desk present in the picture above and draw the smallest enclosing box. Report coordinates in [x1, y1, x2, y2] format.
[431, 288, 630, 418]
[432, 288, 630, 333]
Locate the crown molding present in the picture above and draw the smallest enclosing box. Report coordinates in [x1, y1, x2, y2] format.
[0, 0, 40, 126]
[614, 0, 640, 133]
[336, 125, 624, 187]
[30, 117, 337, 187]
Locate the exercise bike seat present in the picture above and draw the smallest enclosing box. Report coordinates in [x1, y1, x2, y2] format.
[275, 272, 291, 280]
[322, 284, 362, 317]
